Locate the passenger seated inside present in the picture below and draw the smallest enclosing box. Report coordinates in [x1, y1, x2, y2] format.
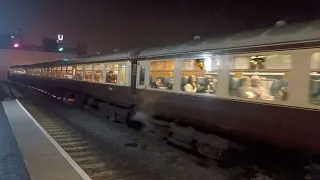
[151, 77, 165, 89]
[238, 76, 256, 99]
[106, 71, 117, 83]
[184, 75, 197, 92]
[184, 75, 205, 93]
[251, 75, 274, 100]
[205, 75, 217, 94]
[167, 78, 173, 90]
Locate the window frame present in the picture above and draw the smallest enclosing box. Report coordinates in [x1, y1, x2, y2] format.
[309, 52, 320, 105]
[103, 61, 129, 86]
[180, 57, 219, 94]
[228, 52, 292, 102]
[147, 59, 176, 91]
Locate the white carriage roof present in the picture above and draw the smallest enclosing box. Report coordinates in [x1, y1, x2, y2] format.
[139, 20, 320, 57]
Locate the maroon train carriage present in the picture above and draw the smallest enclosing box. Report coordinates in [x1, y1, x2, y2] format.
[8, 20, 320, 157]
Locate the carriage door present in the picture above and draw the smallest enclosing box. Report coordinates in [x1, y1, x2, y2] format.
[136, 61, 149, 88]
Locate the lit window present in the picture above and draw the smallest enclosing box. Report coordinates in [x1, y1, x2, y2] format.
[84, 64, 93, 81]
[66, 66, 73, 79]
[229, 54, 291, 101]
[309, 53, 320, 105]
[74, 65, 83, 80]
[61, 66, 67, 78]
[93, 64, 103, 82]
[181, 57, 219, 94]
[119, 65, 126, 84]
[105, 64, 118, 84]
[149, 60, 174, 90]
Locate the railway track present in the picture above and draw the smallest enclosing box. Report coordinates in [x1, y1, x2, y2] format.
[34, 115, 119, 180]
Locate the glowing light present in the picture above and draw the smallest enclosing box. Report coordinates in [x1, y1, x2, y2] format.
[58, 34, 64, 41]
[13, 43, 19, 48]
[204, 57, 212, 71]
[58, 47, 64, 52]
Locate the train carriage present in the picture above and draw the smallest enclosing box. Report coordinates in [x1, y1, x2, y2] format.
[8, 20, 320, 155]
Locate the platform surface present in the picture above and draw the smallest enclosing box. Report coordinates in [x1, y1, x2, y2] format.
[0, 101, 31, 180]
[1, 99, 90, 180]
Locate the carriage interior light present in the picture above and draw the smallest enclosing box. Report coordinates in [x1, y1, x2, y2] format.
[204, 57, 212, 70]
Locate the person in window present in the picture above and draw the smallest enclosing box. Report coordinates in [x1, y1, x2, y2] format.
[152, 77, 164, 89]
[184, 75, 199, 93]
[106, 71, 116, 83]
[238, 76, 256, 98]
[205, 75, 217, 94]
[251, 75, 274, 100]
[167, 78, 174, 90]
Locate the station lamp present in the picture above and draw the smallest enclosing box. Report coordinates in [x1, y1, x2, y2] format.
[13, 43, 19, 48]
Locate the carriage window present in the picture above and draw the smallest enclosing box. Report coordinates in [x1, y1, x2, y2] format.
[84, 64, 93, 81]
[119, 65, 126, 84]
[310, 53, 320, 105]
[229, 54, 291, 101]
[40, 68, 46, 76]
[26, 68, 32, 75]
[35, 68, 41, 76]
[61, 66, 67, 78]
[181, 57, 219, 94]
[149, 60, 174, 90]
[105, 64, 118, 84]
[48, 67, 52, 77]
[74, 65, 83, 80]
[66, 66, 72, 79]
[12, 68, 25, 75]
[93, 64, 103, 82]
[138, 63, 145, 85]
[51, 67, 57, 77]
[56, 66, 62, 78]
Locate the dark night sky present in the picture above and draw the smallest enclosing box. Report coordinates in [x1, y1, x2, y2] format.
[1, 0, 320, 53]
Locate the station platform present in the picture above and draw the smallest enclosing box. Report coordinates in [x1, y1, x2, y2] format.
[0, 97, 91, 179]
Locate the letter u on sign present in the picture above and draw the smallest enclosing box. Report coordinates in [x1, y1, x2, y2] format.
[58, 34, 64, 41]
